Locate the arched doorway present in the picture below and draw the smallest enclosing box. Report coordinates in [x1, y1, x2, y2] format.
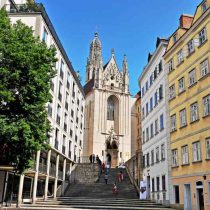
[106, 154, 111, 163]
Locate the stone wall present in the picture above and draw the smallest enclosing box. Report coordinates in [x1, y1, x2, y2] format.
[70, 163, 100, 184]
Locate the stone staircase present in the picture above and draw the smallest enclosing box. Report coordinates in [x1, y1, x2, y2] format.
[17, 168, 176, 209]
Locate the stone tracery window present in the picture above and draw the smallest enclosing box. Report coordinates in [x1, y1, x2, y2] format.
[107, 97, 115, 120]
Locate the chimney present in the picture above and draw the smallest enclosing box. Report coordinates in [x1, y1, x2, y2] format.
[179, 14, 194, 29]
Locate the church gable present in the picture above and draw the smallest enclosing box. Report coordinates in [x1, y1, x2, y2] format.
[102, 56, 123, 88]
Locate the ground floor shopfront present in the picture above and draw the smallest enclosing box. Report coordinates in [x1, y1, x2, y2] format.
[172, 173, 210, 210]
[0, 149, 73, 206]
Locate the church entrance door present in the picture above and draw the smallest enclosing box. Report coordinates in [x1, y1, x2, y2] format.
[106, 149, 118, 168]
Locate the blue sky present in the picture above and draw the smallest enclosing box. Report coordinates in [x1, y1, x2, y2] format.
[36, 0, 201, 95]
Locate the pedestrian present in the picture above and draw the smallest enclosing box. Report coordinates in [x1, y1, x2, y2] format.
[89, 154, 93, 163]
[104, 173, 108, 184]
[92, 154, 95, 163]
[113, 182, 118, 194]
[102, 162, 105, 173]
[106, 163, 110, 174]
[118, 172, 122, 183]
[120, 171, 123, 181]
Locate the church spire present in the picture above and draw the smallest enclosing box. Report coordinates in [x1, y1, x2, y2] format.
[122, 54, 128, 74]
[86, 32, 103, 82]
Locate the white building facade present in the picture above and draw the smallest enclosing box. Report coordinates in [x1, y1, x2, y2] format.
[138, 38, 170, 204]
[0, 0, 85, 205]
[83, 33, 133, 168]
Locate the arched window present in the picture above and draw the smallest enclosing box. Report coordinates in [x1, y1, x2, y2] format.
[107, 97, 115, 120]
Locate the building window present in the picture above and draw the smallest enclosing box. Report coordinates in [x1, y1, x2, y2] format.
[142, 87, 145, 97]
[178, 77, 185, 93]
[155, 119, 159, 135]
[182, 145, 189, 165]
[50, 80, 54, 92]
[160, 114, 164, 131]
[154, 67, 158, 80]
[67, 72, 70, 89]
[42, 27, 48, 43]
[187, 39, 195, 55]
[202, 1, 207, 13]
[60, 59, 64, 79]
[180, 109, 187, 127]
[146, 102, 149, 115]
[146, 153, 150, 167]
[199, 28, 207, 45]
[58, 81, 63, 102]
[192, 141, 201, 162]
[143, 155, 145, 168]
[188, 68, 197, 87]
[162, 175, 166, 191]
[70, 129, 73, 138]
[56, 104, 61, 125]
[177, 49, 184, 65]
[206, 138, 210, 159]
[146, 127, 149, 141]
[72, 82, 76, 98]
[156, 177, 160, 192]
[48, 103, 52, 117]
[152, 178, 155, 192]
[150, 97, 153, 111]
[159, 85, 163, 101]
[172, 149, 178, 167]
[169, 84, 176, 100]
[203, 94, 210, 117]
[168, 59, 174, 72]
[151, 150, 154, 165]
[146, 81, 149, 92]
[150, 123, 154, 138]
[156, 147, 159, 163]
[173, 34, 177, 43]
[171, 114, 176, 132]
[64, 113, 67, 132]
[200, 59, 209, 78]
[71, 109, 74, 118]
[190, 102, 199, 122]
[107, 97, 115, 120]
[154, 92, 158, 106]
[159, 60, 163, 73]
[142, 107, 145, 119]
[150, 75, 153, 86]
[142, 131, 145, 144]
[161, 144, 165, 161]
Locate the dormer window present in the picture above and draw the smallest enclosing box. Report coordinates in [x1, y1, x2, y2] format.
[202, 1, 207, 13]
[173, 34, 177, 44]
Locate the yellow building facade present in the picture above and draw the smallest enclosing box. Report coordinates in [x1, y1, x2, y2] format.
[164, 1, 210, 209]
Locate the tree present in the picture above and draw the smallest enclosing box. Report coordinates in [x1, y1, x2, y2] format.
[0, 9, 56, 173]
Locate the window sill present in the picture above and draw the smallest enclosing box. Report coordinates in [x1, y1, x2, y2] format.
[169, 96, 176, 101]
[199, 72, 210, 82]
[160, 128, 164, 132]
[188, 82, 197, 89]
[170, 129, 177, 133]
[176, 60, 184, 67]
[192, 160, 202, 164]
[179, 124, 187, 129]
[172, 165, 179, 168]
[203, 113, 210, 119]
[190, 119, 200, 124]
[205, 158, 210, 161]
[168, 68, 175, 75]
[198, 39, 208, 49]
[181, 163, 190, 166]
[186, 49, 195, 58]
[178, 89, 186, 96]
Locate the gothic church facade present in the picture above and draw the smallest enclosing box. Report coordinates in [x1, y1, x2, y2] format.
[83, 33, 134, 167]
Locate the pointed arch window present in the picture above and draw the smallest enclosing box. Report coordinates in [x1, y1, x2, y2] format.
[107, 98, 115, 120]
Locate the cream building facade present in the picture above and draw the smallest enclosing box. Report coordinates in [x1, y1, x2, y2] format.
[83, 33, 134, 168]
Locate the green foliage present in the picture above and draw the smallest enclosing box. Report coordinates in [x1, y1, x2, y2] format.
[0, 9, 56, 173]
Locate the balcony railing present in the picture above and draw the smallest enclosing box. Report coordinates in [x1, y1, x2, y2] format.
[39, 164, 47, 174]
[50, 167, 56, 177]
[4, 3, 44, 13]
[58, 170, 63, 180]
